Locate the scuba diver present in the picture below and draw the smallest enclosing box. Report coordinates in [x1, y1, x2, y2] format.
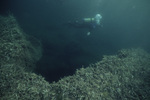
[67, 14, 102, 35]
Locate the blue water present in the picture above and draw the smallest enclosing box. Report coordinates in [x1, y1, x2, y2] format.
[1, 0, 150, 82]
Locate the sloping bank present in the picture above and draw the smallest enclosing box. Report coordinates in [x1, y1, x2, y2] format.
[0, 15, 150, 100]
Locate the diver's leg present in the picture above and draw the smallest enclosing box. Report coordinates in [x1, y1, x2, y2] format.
[67, 20, 84, 28]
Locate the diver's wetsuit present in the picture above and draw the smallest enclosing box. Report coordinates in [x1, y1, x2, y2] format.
[68, 19, 96, 30]
[67, 14, 102, 34]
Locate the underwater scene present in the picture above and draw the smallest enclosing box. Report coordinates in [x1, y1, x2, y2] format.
[0, 0, 150, 99]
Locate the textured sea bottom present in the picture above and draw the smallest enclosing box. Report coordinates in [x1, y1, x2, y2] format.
[0, 15, 150, 100]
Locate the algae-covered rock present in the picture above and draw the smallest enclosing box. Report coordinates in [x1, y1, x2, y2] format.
[48, 48, 150, 100]
[0, 64, 51, 100]
[0, 15, 150, 100]
[0, 15, 42, 70]
[0, 15, 50, 100]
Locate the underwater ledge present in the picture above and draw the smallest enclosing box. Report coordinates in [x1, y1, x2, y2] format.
[0, 15, 150, 100]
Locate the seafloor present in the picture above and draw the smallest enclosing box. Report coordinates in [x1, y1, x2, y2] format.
[0, 15, 150, 100]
